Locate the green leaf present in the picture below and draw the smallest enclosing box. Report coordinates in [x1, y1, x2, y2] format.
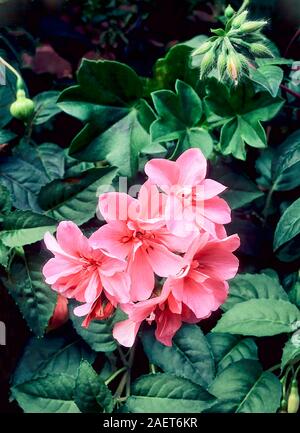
[11, 374, 80, 413]
[249, 65, 283, 97]
[38, 167, 117, 225]
[208, 360, 281, 413]
[74, 361, 113, 413]
[0, 210, 57, 247]
[223, 271, 289, 311]
[0, 129, 16, 144]
[205, 79, 284, 160]
[151, 80, 213, 158]
[281, 336, 300, 370]
[207, 333, 258, 373]
[273, 198, 300, 262]
[2, 252, 57, 336]
[69, 302, 123, 352]
[0, 142, 65, 212]
[33, 91, 61, 125]
[271, 130, 300, 191]
[211, 164, 264, 209]
[141, 324, 215, 388]
[0, 183, 12, 213]
[58, 60, 154, 177]
[213, 299, 300, 337]
[127, 373, 215, 413]
[0, 238, 10, 268]
[145, 40, 201, 93]
[12, 336, 95, 387]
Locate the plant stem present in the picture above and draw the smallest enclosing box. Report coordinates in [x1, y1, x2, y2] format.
[150, 363, 157, 374]
[0, 56, 21, 80]
[268, 363, 281, 373]
[280, 84, 300, 100]
[262, 184, 275, 225]
[105, 366, 127, 386]
[284, 28, 300, 57]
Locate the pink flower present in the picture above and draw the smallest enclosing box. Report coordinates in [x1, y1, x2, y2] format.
[113, 282, 198, 347]
[145, 148, 231, 237]
[91, 181, 188, 302]
[165, 232, 240, 319]
[43, 221, 130, 324]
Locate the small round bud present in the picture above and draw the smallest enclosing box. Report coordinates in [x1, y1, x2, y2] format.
[224, 5, 235, 19]
[10, 93, 35, 122]
[240, 20, 268, 33]
[231, 10, 248, 28]
[288, 380, 299, 413]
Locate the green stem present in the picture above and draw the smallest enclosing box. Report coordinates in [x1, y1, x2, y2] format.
[105, 366, 127, 386]
[150, 363, 157, 374]
[267, 363, 281, 373]
[0, 56, 22, 80]
[238, 0, 250, 15]
[262, 184, 275, 224]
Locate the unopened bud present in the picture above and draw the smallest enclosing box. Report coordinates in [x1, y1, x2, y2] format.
[227, 51, 241, 83]
[288, 379, 300, 413]
[217, 50, 227, 80]
[240, 20, 268, 33]
[192, 40, 212, 57]
[200, 49, 214, 79]
[231, 10, 248, 28]
[224, 5, 235, 19]
[10, 90, 35, 122]
[249, 43, 274, 57]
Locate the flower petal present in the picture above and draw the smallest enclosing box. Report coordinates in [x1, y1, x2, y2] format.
[113, 319, 141, 347]
[177, 148, 207, 186]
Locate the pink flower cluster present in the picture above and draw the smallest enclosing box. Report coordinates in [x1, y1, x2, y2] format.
[43, 149, 240, 347]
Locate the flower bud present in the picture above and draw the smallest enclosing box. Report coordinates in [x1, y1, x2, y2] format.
[249, 43, 274, 57]
[240, 20, 268, 33]
[227, 51, 241, 83]
[217, 50, 227, 80]
[200, 49, 215, 79]
[288, 380, 300, 413]
[10, 91, 35, 122]
[192, 40, 212, 57]
[224, 5, 235, 19]
[231, 10, 248, 28]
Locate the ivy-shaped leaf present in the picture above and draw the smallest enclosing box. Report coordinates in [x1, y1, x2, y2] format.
[58, 60, 155, 178]
[151, 80, 213, 158]
[204, 78, 284, 159]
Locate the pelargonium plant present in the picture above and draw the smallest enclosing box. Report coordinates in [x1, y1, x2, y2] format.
[0, 0, 300, 415]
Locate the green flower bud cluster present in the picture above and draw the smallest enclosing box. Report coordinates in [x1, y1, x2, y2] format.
[191, 0, 273, 85]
